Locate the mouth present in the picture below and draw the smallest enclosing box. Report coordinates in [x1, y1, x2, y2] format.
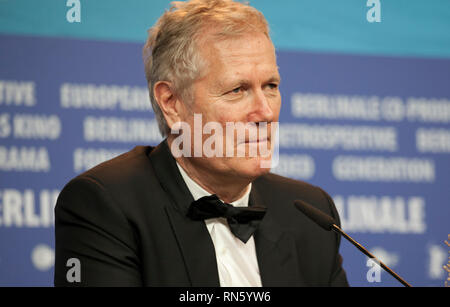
[244, 137, 269, 144]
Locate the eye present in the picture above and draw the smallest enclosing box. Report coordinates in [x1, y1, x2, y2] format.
[267, 83, 278, 90]
[224, 86, 245, 96]
[230, 87, 242, 94]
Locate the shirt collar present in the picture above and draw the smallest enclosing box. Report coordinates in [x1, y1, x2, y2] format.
[176, 162, 251, 208]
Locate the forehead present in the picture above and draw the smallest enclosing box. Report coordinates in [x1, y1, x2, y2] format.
[198, 32, 279, 83]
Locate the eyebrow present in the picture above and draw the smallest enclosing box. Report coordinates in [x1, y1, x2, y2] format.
[218, 74, 281, 90]
[266, 75, 281, 84]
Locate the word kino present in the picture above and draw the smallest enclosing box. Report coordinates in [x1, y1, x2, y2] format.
[170, 114, 279, 159]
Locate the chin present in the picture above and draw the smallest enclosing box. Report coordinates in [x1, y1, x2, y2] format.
[231, 156, 273, 180]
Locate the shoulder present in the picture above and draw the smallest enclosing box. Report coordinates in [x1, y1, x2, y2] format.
[253, 172, 339, 224]
[254, 172, 330, 205]
[78, 145, 155, 186]
[255, 172, 319, 195]
[56, 145, 162, 217]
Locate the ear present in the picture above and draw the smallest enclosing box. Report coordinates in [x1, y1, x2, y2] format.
[153, 81, 184, 130]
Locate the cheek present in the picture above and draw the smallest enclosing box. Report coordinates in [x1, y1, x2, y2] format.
[209, 107, 240, 125]
[271, 96, 282, 119]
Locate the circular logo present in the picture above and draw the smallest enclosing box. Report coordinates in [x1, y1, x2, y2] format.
[31, 244, 54, 271]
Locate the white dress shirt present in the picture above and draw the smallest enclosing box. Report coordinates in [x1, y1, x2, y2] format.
[176, 162, 262, 287]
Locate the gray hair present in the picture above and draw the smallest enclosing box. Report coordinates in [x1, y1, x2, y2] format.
[143, 0, 270, 137]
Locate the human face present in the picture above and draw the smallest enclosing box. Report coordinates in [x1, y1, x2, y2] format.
[179, 31, 281, 181]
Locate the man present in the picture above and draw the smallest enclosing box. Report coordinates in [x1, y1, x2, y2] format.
[54, 0, 349, 286]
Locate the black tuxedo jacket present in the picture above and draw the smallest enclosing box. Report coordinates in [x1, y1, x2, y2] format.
[54, 141, 348, 286]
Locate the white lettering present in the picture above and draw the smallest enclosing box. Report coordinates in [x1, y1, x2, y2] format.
[0, 113, 11, 137]
[333, 155, 435, 182]
[407, 97, 450, 123]
[416, 128, 450, 153]
[83, 116, 162, 143]
[291, 93, 381, 121]
[279, 124, 397, 151]
[0, 80, 36, 106]
[13, 114, 61, 140]
[0, 189, 59, 228]
[334, 195, 426, 234]
[0, 146, 50, 172]
[60, 83, 150, 112]
[271, 154, 315, 180]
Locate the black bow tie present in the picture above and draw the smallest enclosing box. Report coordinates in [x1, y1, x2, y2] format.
[186, 194, 266, 243]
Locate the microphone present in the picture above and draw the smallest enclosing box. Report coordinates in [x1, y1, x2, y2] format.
[294, 199, 412, 287]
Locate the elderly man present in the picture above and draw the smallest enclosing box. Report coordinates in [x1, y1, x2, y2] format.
[54, 0, 348, 287]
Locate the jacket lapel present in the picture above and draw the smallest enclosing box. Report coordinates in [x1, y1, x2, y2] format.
[148, 140, 220, 286]
[148, 140, 304, 286]
[250, 184, 305, 286]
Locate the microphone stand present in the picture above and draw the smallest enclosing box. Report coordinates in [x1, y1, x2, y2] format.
[332, 224, 412, 287]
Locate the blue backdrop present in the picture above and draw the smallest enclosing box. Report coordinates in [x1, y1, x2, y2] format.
[1, 0, 449, 286]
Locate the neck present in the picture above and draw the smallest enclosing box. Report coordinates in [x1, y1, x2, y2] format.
[176, 156, 251, 203]
[168, 138, 251, 203]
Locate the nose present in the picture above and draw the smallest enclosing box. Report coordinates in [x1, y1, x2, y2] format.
[247, 88, 275, 123]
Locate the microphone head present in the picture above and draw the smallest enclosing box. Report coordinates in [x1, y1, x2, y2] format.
[294, 200, 336, 231]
